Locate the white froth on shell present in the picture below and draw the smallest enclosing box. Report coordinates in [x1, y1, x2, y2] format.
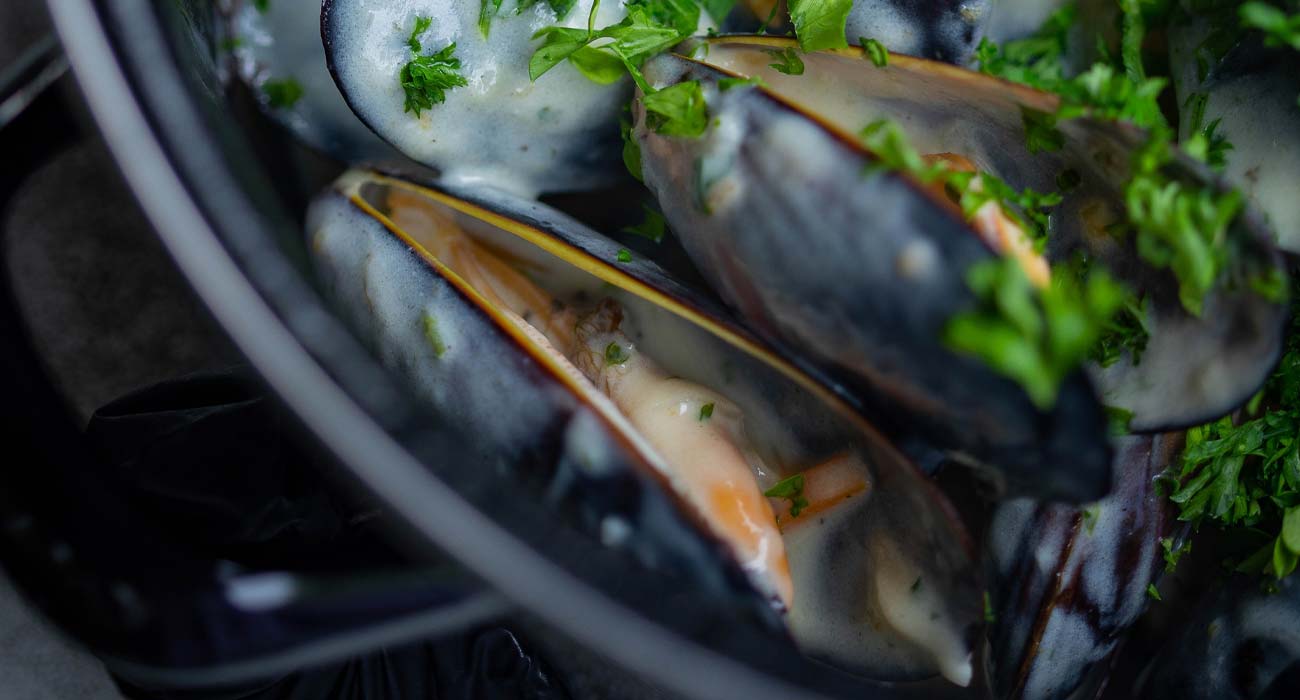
[231, 0, 399, 161]
[327, 0, 718, 195]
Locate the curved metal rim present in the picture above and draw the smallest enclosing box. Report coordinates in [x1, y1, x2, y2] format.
[44, 1, 836, 698]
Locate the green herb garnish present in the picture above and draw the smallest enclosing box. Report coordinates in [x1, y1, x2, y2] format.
[529, 0, 693, 85]
[252, 0, 270, 13]
[1146, 583, 1162, 601]
[262, 78, 304, 109]
[718, 76, 767, 91]
[1105, 405, 1135, 437]
[764, 473, 809, 517]
[1240, 1, 1300, 51]
[1124, 132, 1244, 316]
[766, 47, 805, 75]
[625, 204, 667, 242]
[1161, 536, 1191, 573]
[787, 0, 853, 51]
[605, 341, 631, 365]
[642, 80, 708, 137]
[944, 256, 1128, 410]
[1081, 505, 1099, 534]
[860, 37, 888, 67]
[1170, 294, 1300, 580]
[1021, 107, 1064, 154]
[400, 17, 467, 117]
[699, 402, 715, 421]
[422, 310, 448, 358]
[983, 590, 996, 623]
[616, 248, 633, 262]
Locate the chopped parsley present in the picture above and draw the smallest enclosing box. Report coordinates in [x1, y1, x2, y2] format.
[1170, 293, 1300, 580]
[616, 248, 633, 262]
[620, 113, 643, 180]
[1090, 290, 1149, 368]
[399, 17, 467, 117]
[699, 402, 715, 421]
[624, 204, 668, 242]
[642, 80, 708, 137]
[718, 76, 767, 91]
[422, 310, 448, 358]
[860, 119, 1059, 244]
[983, 590, 996, 623]
[1240, 1, 1300, 51]
[1146, 583, 1162, 600]
[1105, 405, 1135, 436]
[262, 77, 303, 109]
[945, 256, 1128, 409]
[1081, 505, 1099, 534]
[529, 0, 695, 86]
[1124, 132, 1245, 316]
[764, 473, 809, 517]
[605, 341, 631, 365]
[1021, 107, 1064, 154]
[252, 0, 270, 12]
[766, 47, 805, 75]
[860, 37, 888, 67]
[786, 0, 853, 51]
[1161, 536, 1191, 572]
[1183, 92, 1234, 171]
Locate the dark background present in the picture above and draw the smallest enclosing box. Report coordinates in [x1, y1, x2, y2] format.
[1, 1, 236, 697]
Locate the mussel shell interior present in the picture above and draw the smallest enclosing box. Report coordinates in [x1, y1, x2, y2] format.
[309, 170, 982, 682]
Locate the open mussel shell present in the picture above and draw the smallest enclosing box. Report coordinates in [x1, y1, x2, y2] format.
[634, 47, 1112, 502]
[640, 36, 1287, 440]
[1169, 21, 1300, 254]
[1135, 573, 1300, 699]
[220, 0, 401, 163]
[306, 169, 981, 683]
[322, 0, 643, 197]
[984, 432, 1184, 700]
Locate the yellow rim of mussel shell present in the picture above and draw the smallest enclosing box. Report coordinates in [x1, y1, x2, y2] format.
[337, 170, 905, 452]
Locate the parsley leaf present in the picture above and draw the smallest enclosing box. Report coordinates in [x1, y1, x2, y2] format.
[605, 341, 631, 365]
[699, 402, 715, 421]
[944, 256, 1128, 409]
[530, 0, 696, 84]
[787, 0, 853, 51]
[642, 80, 708, 137]
[764, 474, 809, 517]
[860, 37, 888, 67]
[1124, 131, 1244, 316]
[1183, 92, 1234, 171]
[1170, 293, 1300, 580]
[262, 77, 303, 109]
[407, 15, 432, 53]
[624, 204, 668, 242]
[479, 0, 504, 37]
[1240, 1, 1300, 51]
[1021, 107, 1065, 154]
[766, 47, 805, 75]
[422, 310, 448, 358]
[620, 113, 644, 180]
[616, 248, 633, 262]
[399, 17, 467, 117]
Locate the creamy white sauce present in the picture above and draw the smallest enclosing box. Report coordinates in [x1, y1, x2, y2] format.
[328, 0, 719, 195]
[230, 0, 401, 161]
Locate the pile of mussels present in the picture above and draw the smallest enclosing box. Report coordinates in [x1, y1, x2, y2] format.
[218, 0, 1300, 697]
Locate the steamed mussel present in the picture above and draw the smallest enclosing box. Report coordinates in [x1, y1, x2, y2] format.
[220, 0, 1300, 695]
[631, 37, 1286, 499]
[307, 171, 982, 683]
